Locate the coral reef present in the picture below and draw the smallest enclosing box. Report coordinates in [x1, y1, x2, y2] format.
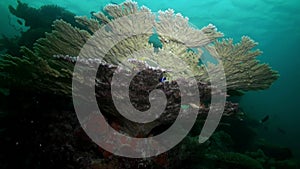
[0, 0, 278, 97]
[0, 1, 290, 169]
[0, 0, 278, 136]
[1, 1, 83, 56]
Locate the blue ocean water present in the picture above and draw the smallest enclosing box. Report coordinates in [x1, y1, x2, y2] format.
[1, 0, 299, 157]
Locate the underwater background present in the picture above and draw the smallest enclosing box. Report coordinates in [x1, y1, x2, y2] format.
[0, 0, 299, 168]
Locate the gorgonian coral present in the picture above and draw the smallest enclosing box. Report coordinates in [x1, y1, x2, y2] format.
[0, 1, 278, 134]
[0, 1, 278, 96]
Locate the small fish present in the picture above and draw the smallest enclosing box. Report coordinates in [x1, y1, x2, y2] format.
[189, 103, 199, 109]
[159, 77, 167, 83]
[180, 105, 190, 109]
[259, 115, 269, 123]
[16, 19, 22, 25]
[90, 11, 96, 16]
